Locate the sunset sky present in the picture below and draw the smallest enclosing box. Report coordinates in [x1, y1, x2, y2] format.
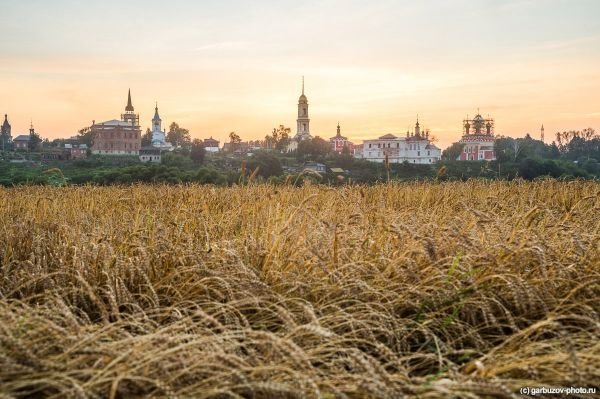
[1, 0, 599, 149]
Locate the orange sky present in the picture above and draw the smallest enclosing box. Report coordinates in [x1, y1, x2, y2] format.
[1, 0, 599, 150]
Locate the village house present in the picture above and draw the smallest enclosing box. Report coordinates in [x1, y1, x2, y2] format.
[139, 146, 162, 163]
[13, 135, 31, 151]
[203, 137, 220, 153]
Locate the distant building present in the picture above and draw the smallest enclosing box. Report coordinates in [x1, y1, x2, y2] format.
[13, 123, 39, 151]
[1, 114, 12, 150]
[222, 140, 268, 155]
[288, 77, 313, 152]
[303, 161, 327, 174]
[91, 90, 142, 155]
[353, 143, 364, 158]
[139, 147, 162, 163]
[203, 137, 220, 153]
[223, 141, 249, 154]
[329, 123, 354, 154]
[42, 148, 68, 161]
[150, 103, 172, 150]
[295, 77, 312, 141]
[41, 142, 87, 161]
[13, 135, 31, 151]
[66, 143, 88, 159]
[457, 113, 496, 161]
[357, 118, 441, 164]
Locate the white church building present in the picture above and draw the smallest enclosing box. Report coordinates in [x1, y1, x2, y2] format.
[355, 118, 441, 164]
[150, 103, 173, 150]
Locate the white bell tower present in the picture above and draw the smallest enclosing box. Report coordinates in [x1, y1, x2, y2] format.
[295, 77, 312, 140]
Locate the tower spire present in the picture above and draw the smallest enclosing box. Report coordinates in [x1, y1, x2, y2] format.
[153, 102, 160, 120]
[125, 89, 134, 112]
[302, 76, 304, 95]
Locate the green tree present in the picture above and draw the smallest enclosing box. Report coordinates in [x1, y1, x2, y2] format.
[28, 130, 42, 151]
[1, 129, 11, 152]
[442, 143, 464, 161]
[267, 125, 291, 151]
[228, 131, 242, 152]
[247, 151, 283, 178]
[167, 122, 191, 148]
[297, 137, 331, 161]
[77, 126, 95, 148]
[142, 128, 153, 147]
[190, 139, 206, 165]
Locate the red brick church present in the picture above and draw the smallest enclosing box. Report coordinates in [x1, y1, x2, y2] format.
[91, 90, 142, 155]
[458, 113, 497, 161]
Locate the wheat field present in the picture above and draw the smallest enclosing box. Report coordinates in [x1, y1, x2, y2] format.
[0, 181, 598, 398]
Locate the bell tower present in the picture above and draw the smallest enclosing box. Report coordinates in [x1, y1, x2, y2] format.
[295, 77, 312, 140]
[122, 89, 140, 127]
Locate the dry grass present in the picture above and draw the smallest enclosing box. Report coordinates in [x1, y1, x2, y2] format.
[0, 181, 598, 398]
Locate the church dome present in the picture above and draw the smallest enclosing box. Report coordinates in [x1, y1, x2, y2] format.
[299, 93, 307, 102]
[474, 114, 484, 122]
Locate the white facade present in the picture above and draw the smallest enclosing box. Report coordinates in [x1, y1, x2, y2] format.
[203, 137, 220, 153]
[286, 139, 299, 153]
[356, 120, 441, 164]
